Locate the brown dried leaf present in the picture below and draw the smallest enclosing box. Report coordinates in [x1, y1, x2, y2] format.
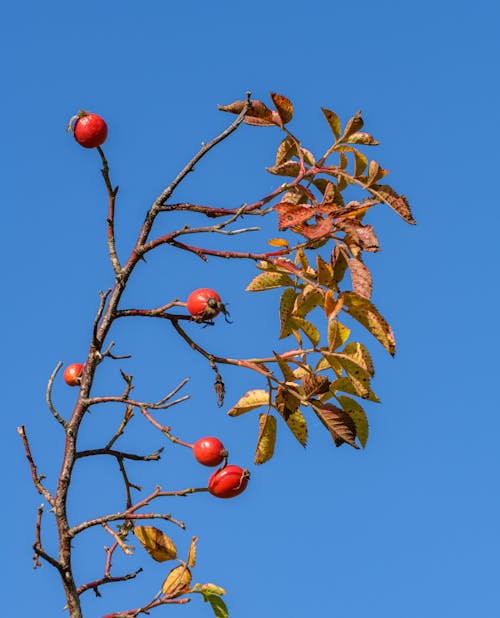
[255, 414, 277, 464]
[345, 132, 380, 145]
[330, 377, 380, 403]
[336, 219, 380, 252]
[348, 258, 373, 299]
[134, 526, 177, 562]
[270, 92, 294, 125]
[187, 536, 197, 568]
[275, 384, 301, 421]
[302, 374, 330, 397]
[340, 111, 364, 142]
[162, 565, 192, 597]
[218, 99, 275, 126]
[266, 161, 301, 177]
[275, 136, 298, 166]
[370, 184, 416, 225]
[337, 396, 369, 448]
[312, 401, 359, 448]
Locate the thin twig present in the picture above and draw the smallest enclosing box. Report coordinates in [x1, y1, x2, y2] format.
[75, 447, 163, 462]
[97, 146, 122, 275]
[140, 407, 193, 448]
[32, 504, 61, 570]
[45, 361, 68, 428]
[77, 568, 143, 597]
[105, 406, 134, 450]
[18, 427, 55, 506]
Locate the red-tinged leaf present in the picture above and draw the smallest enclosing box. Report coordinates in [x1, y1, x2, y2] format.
[321, 108, 341, 140]
[275, 202, 315, 230]
[330, 377, 380, 403]
[289, 316, 320, 346]
[285, 409, 308, 446]
[369, 184, 416, 225]
[268, 237, 289, 248]
[246, 271, 295, 291]
[336, 396, 369, 447]
[324, 290, 336, 318]
[270, 92, 294, 125]
[279, 288, 298, 338]
[342, 342, 374, 376]
[340, 111, 364, 141]
[312, 401, 359, 448]
[342, 292, 396, 355]
[227, 389, 270, 416]
[298, 216, 333, 240]
[336, 219, 380, 252]
[266, 161, 301, 177]
[275, 136, 298, 166]
[345, 132, 380, 145]
[348, 257, 372, 299]
[328, 320, 351, 350]
[255, 414, 277, 464]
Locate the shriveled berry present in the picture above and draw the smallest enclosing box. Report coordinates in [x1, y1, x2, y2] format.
[193, 437, 227, 467]
[208, 464, 250, 499]
[63, 363, 84, 386]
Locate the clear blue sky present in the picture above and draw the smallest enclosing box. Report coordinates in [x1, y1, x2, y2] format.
[4, 1, 500, 616]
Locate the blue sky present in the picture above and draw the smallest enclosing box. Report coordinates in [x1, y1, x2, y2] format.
[4, 1, 500, 616]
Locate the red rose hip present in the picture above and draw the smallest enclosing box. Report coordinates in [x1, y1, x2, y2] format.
[63, 363, 84, 386]
[208, 465, 250, 499]
[193, 437, 227, 467]
[186, 288, 226, 320]
[68, 111, 108, 148]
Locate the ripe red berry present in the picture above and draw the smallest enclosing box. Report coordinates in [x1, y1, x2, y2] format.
[186, 288, 226, 321]
[68, 111, 108, 148]
[193, 437, 227, 467]
[208, 465, 250, 499]
[63, 363, 84, 387]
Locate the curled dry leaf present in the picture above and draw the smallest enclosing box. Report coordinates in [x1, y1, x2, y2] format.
[134, 526, 177, 562]
[162, 565, 192, 597]
[255, 414, 277, 465]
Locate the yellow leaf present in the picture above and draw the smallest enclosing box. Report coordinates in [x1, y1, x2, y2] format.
[134, 526, 177, 562]
[246, 271, 294, 292]
[255, 414, 277, 465]
[162, 565, 192, 597]
[328, 320, 350, 350]
[285, 409, 308, 447]
[187, 536, 197, 568]
[268, 237, 289, 248]
[227, 389, 270, 416]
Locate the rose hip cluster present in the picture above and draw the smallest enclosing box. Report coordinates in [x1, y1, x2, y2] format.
[192, 436, 250, 499]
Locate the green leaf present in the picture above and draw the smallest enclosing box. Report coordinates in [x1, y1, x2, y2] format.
[202, 592, 229, 618]
[279, 288, 298, 339]
[342, 292, 396, 355]
[328, 320, 351, 350]
[289, 316, 320, 346]
[227, 389, 270, 416]
[255, 414, 277, 464]
[345, 132, 380, 145]
[336, 396, 369, 447]
[246, 271, 295, 292]
[321, 107, 341, 140]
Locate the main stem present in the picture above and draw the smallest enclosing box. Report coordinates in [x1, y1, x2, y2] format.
[53, 100, 251, 617]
